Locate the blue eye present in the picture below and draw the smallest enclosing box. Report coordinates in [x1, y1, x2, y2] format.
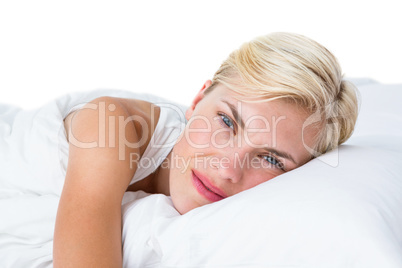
[262, 155, 284, 170]
[218, 113, 235, 130]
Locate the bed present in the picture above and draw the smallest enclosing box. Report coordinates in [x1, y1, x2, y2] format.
[0, 78, 401, 267]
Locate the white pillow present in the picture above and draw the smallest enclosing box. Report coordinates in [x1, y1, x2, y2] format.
[122, 81, 402, 268]
[350, 82, 402, 139]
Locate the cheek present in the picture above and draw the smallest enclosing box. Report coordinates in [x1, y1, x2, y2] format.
[168, 145, 206, 214]
[186, 131, 211, 148]
[211, 128, 234, 148]
[169, 169, 204, 215]
[184, 117, 214, 147]
[247, 175, 274, 189]
[238, 167, 282, 193]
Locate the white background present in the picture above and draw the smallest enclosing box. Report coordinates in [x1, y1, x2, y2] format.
[1, 0, 401, 109]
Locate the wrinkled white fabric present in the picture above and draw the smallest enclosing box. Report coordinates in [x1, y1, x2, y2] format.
[0, 89, 186, 267]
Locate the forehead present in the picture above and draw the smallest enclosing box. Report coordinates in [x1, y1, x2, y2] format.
[205, 84, 309, 126]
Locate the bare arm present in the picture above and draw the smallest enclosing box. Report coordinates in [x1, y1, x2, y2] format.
[54, 97, 141, 267]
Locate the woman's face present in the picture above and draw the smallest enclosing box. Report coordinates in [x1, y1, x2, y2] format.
[169, 81, 319, 214]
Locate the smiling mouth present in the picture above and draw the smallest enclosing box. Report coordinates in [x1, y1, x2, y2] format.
[191, 170, 226, 202]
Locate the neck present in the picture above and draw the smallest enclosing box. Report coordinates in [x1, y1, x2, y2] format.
[152, 150, 172, 196]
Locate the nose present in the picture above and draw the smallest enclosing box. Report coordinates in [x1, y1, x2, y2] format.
[213, 149, 247, 184]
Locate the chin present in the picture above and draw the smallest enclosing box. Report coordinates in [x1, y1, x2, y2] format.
[171, 194, 199, 215]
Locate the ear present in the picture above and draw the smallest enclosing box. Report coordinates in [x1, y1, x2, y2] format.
[185, 80, 212, 120]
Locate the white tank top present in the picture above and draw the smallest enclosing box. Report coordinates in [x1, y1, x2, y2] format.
[130, 102, 186, 184]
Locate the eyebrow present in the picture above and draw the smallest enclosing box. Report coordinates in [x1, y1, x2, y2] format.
[220, 99, 297, 166]
[221, 99, 245, 130]
[265, 147, 297, 165]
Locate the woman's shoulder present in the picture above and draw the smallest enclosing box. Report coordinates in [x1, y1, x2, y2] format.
[64, 96, 161, 157]
[115, 97, 161, 155]
[117, 97, 161, 124]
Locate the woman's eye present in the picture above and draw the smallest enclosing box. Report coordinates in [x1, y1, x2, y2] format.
[262, 155, 284, 170]
[218, 113, 235, 130]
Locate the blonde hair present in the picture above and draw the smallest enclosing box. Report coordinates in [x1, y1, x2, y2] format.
[205, 32, 359, 155]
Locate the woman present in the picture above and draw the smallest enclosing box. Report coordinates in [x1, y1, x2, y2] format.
[54, 32, 358, 267]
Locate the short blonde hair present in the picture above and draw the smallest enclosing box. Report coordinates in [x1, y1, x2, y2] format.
[206, 32, 359, 156]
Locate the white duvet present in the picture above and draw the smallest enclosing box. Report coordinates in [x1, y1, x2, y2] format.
[0, 89, 181, 267]
[1, 80, 402, 268]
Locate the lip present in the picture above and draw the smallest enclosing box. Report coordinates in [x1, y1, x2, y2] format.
[191, 169, 227, 202]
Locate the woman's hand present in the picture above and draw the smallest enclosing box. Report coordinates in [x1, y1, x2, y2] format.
[54, 96, 141, 267]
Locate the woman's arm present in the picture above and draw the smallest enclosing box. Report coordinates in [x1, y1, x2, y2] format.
[53, 96, 141, 267]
